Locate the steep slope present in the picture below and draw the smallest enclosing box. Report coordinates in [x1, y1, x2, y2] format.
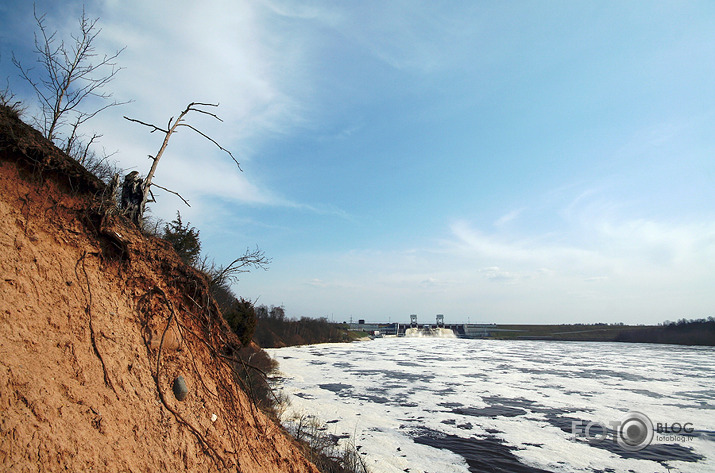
[0, 105, 319, 473]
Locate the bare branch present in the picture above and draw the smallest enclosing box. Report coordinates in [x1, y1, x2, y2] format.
[0, 78, 26, 116]
[185, 102, 223, 121]
[178, 123, 241, 170]
[210, 247, 271, 287]
[123, 116, 169, 134]
[151, 183, 191, 207]
[191, 101, 219, 107]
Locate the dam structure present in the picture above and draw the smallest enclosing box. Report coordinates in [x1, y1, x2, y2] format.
[349, 314, 496, 339]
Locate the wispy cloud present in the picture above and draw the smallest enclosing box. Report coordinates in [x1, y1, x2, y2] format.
[73, 0, 373, 225]
[251, 187, 715, 323]
[448, 219, 601, 271]
[478, 266, 518, 283]
[98, 1, 308, 136]
[494, 208, 525, 227]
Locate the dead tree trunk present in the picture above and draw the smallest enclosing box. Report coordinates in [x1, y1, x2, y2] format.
[123, 102, 239, 226]
[120, 171, 144, 225]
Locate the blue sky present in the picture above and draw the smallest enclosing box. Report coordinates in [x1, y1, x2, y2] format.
[2, 1, 714, 324]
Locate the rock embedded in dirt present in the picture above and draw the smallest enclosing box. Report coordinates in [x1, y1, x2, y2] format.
[172, 375, 188, 401]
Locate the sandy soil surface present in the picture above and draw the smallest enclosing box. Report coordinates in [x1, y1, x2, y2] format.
[0, 105, 319, 473]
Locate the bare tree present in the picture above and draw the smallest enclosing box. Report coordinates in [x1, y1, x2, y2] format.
[198, 246, 271, 289]
[123, 102, 240, 225]
[12, 6, 127, 153]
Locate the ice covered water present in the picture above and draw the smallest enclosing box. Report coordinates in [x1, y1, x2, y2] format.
[268, 338, 715, 473]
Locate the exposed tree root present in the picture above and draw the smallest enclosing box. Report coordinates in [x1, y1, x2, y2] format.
[139, 287, 230, 470]
[75, 251, 115, 394]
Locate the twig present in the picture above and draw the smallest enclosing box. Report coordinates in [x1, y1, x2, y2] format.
[217, 353, 271, 378]
[122, 116, 168, 134]
[178, 123, 241, 170]
[151, 183, 190, 207]
[175, 320, 266, 410]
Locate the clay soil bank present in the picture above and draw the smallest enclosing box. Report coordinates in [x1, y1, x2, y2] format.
[0, 105, 319, 473]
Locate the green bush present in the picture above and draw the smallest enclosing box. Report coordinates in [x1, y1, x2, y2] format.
[162, 211, 201, 265]
[224, 298, 257, 346]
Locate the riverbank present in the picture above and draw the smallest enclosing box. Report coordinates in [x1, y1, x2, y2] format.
[254, 314, 370, 348]
[346, 321, 715, 346]
[488, 320, 715, 346]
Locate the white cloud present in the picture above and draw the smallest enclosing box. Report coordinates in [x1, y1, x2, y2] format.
[478, 266, 517, 283]
[594, 218, 715, 267]
[155, 158, 276, 205]
[494, 208, 524, 227]
[48, 0, 354, 221]
[96, 0, 310, 152]
[242, 188, 715, 323]
[448, 219, 602, 271]
[305, 278, 329, 288]
[583, 276, 608, 283]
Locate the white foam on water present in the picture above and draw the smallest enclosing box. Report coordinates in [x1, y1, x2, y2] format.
[404, 327, 457, 338]
[268, 339, 715, 472]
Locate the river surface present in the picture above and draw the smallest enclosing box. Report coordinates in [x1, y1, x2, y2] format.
[267, 338, 715, 473]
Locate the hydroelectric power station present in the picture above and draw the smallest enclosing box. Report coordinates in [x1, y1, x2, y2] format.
[349, 314, 496, 338]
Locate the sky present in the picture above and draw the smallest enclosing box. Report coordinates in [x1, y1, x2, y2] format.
[1, 1, 714, 325]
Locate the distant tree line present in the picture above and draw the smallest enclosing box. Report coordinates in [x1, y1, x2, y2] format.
[252, 305, 353, 348]
[615, 317, 715, 346]
[160, 212, 351, 348]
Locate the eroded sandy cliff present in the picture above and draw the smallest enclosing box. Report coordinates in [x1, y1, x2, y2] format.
[0, 105, 318, 473]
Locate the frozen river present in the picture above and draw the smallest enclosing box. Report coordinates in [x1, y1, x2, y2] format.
[268, 338, 715, 472]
